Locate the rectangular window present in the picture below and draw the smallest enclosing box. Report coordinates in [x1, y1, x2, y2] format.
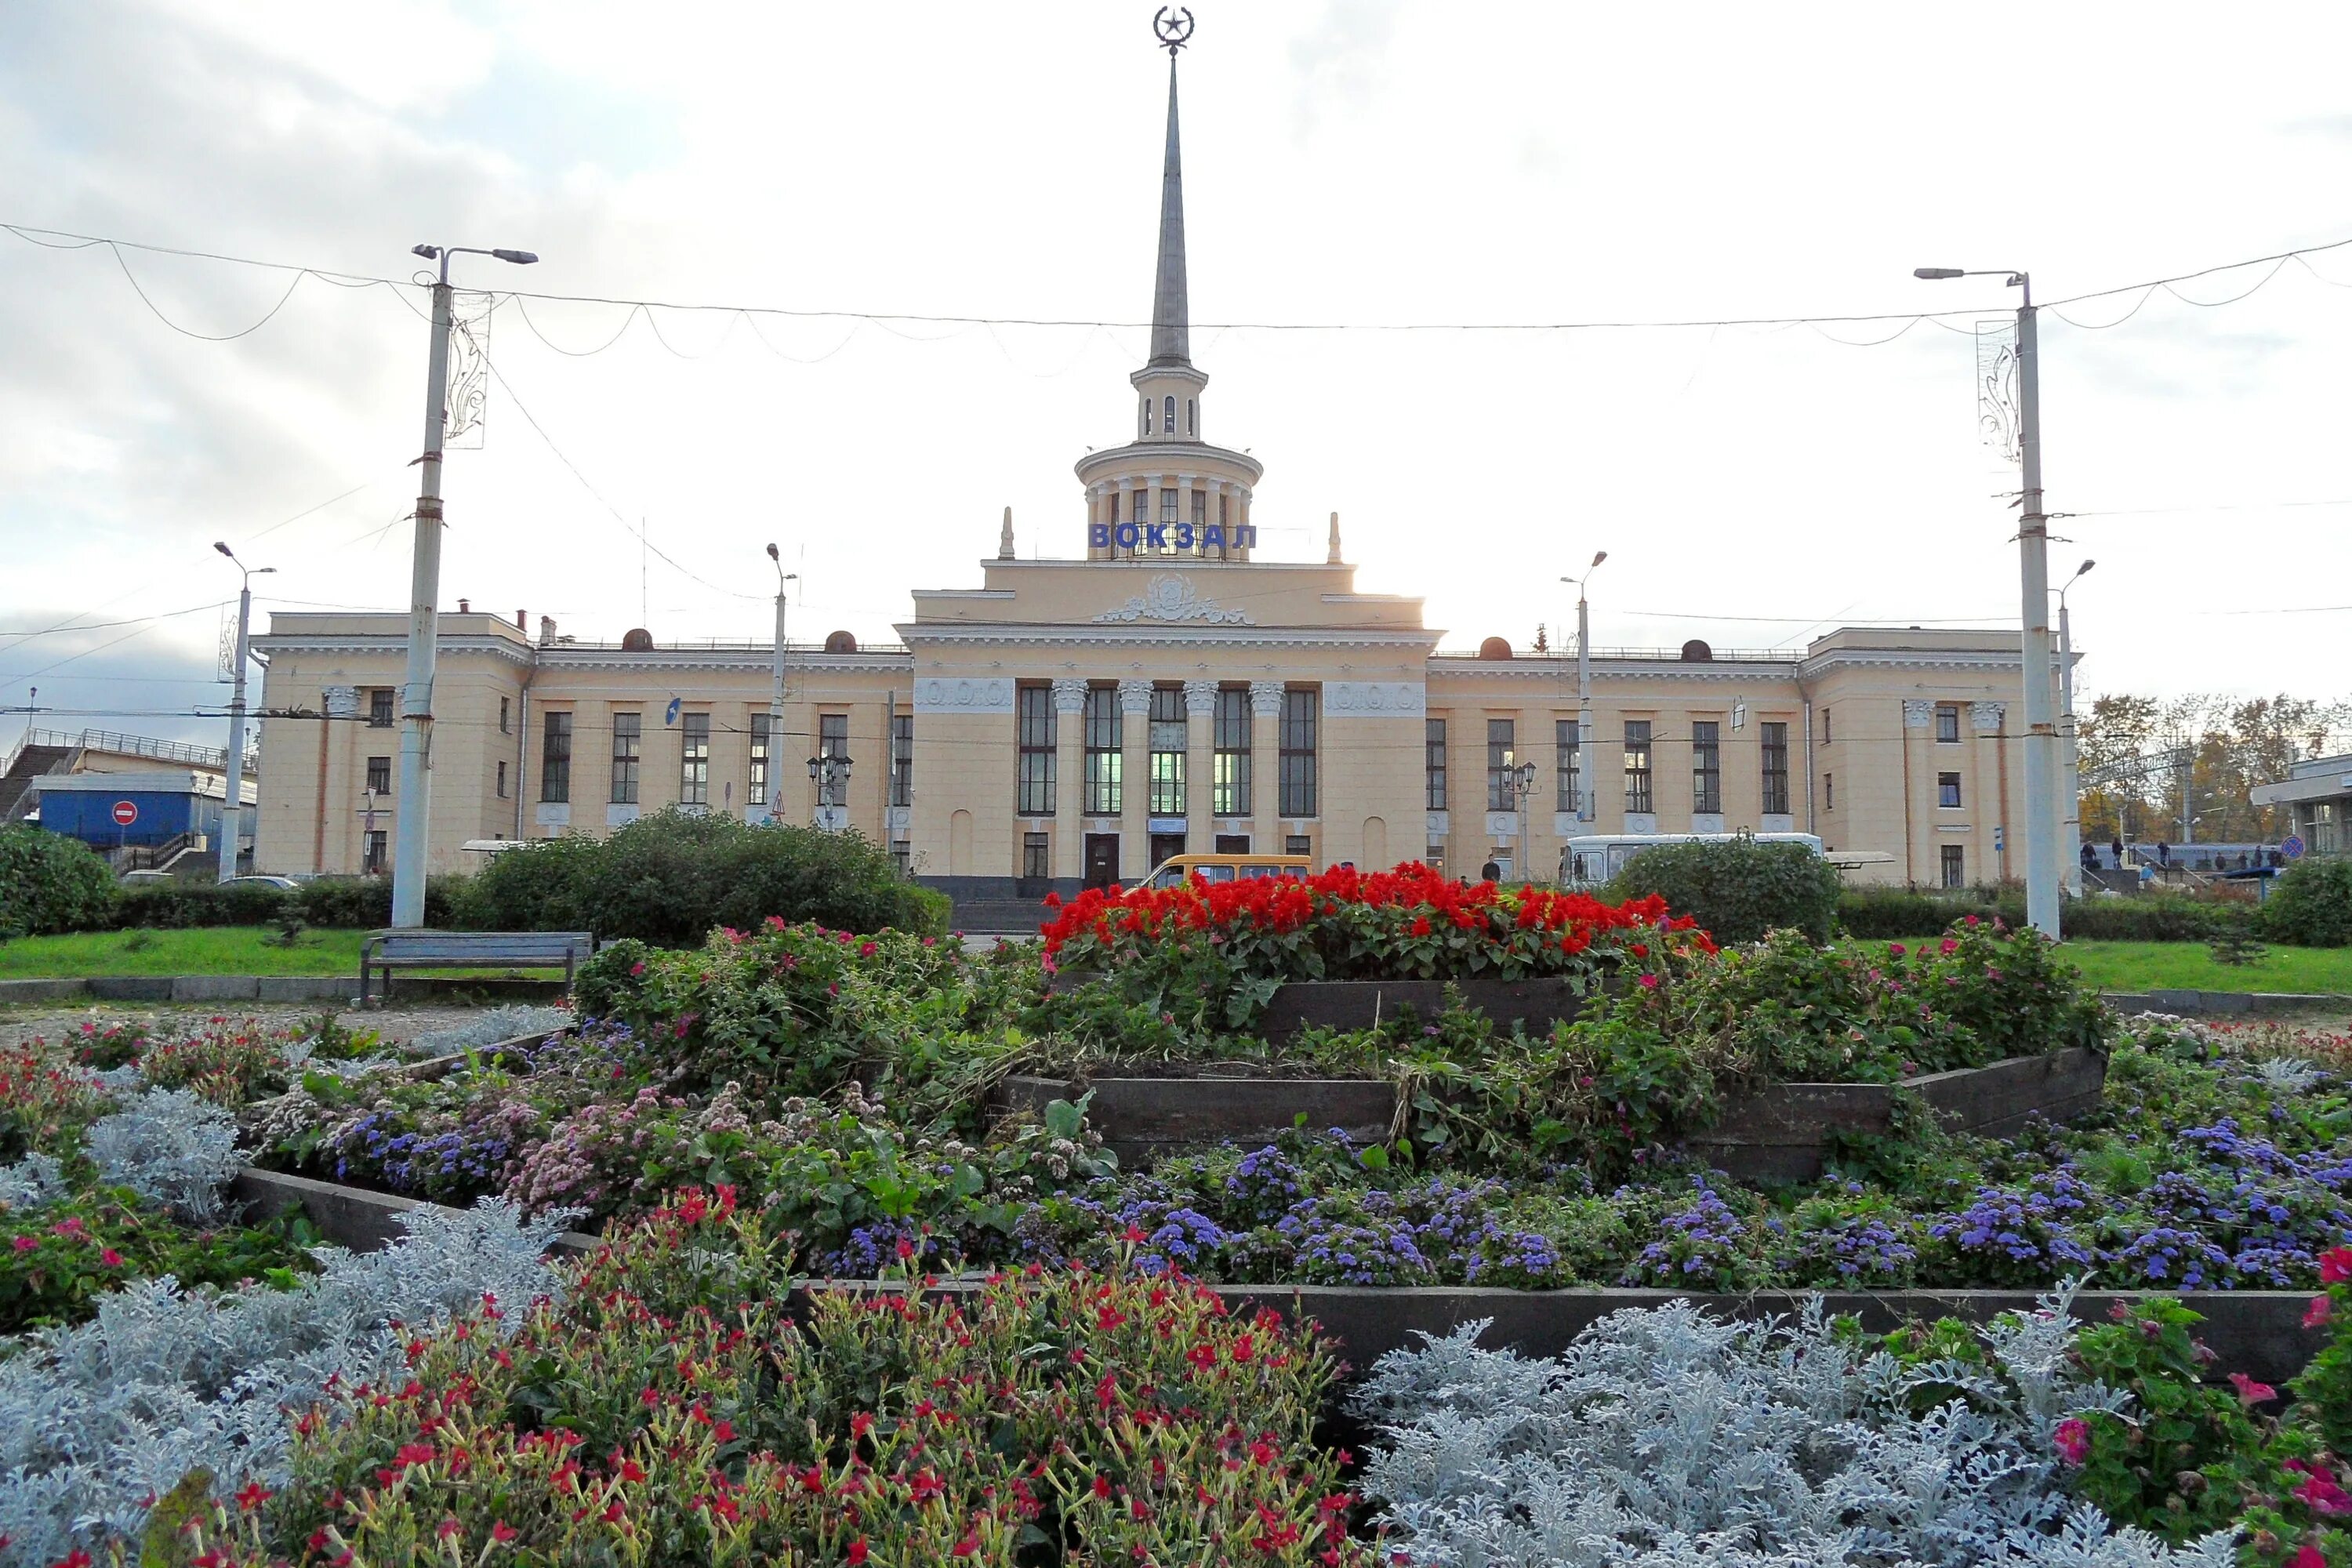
[499, 696, 510, 734]
[1623, 720, 1653, 814]
[1160, 488, 1178, 525]
[1692, 720, 1722, 815]
[891, 713, 913, 808]
[680, 713, 710, 805]
[1279, 688, 1318, 818]
[1213, 688, 1250, 816]
[1938, 771, 1963, 808]
[1941, 844, 1965, 888]
[610, 713, 641, 804]
[1285, 833, 1312, 857]
[1555, 718, 1581, 813]
[365, 755, 391, 794]
[817, 713, 849, 806]
[1762, 721, 1790, 815]
[1425, 718, 1448, 811]
[364, 829, 388, 875]
[1084, 685, 1122, 815]
[368, 688, 394, 728]
[1022, 832, 1050, 880]
[750, 712, 771, 808]
[1486, 718, 1517, 811]
[1820, 706, 1832, 745]
[1218, 492, 1230, 526]
[1824, 772, 1834, 811]
[496, 760, 507, 799]
[1190, 490, 1207, 528]
[1936, 704, 1961, 744]
[1016, 685, 1056, 815]
[1149, 685, 1186, 815]
[541, 713, 571, 803]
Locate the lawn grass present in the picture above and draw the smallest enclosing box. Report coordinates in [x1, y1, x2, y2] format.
[0, 926, 554, 982]
[2056, 939, 2352, 996]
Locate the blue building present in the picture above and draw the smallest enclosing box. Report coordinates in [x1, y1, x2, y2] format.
[28, 770, 252, 862]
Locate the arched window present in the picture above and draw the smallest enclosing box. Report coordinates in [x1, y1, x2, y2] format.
[1163, 395, 1176, 434]
[1186, 398, 1196, 435]
[1141, 398, 1151, 437]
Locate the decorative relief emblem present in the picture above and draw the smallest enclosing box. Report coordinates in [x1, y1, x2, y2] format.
[914, 677, 1016, 713]
[1325, 681, 1425, 717]
[1093, 574, 1253, 626]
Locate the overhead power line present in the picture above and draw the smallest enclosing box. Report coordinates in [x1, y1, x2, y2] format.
[8, 220, 2352, 340]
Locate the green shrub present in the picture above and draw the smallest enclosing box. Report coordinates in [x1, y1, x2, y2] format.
[1602, 836, 1842, 946]
[292, 876, 477, 929]
[0, 825, 118, 938]
[1836, 884, 2228, 942]
[2260, 855, 2352, 948]
[470, 809, 948, 946]
[114, 879, 290, 930]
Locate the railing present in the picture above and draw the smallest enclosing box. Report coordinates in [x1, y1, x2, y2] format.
[109, 831, 199, 873]
[546, 638, 913, 655]
[13, 728, 251, 773]
[1430, 647, 1802, 665]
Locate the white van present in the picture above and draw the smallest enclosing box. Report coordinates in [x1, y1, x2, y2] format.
[1559, 832, 1827, 888]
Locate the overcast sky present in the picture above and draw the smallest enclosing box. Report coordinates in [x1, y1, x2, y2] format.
[5, 0, 2350, 755]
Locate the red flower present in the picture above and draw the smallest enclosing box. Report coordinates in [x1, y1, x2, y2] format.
[234, 1482, 271, 1513]
[2052, 1418, 2090, 1466]
[394, 1443, 436, 1468]
[10, 1236, 33, 1253]
[436, 1519, 463, 1541]
[848, 1542, 870, 1566]
[2293, 1470, 2351, 1515]
[2320, 1246, 2352, 1284]
[952, 1536, 979, 1557]
[492, 1522, 518, 1545]
[908, 1469, 946, 1503]
[99, 1249, 123, 1268]
[2227, 1371, 2276, 1406]
[1093, 1474, 1113, 1500]
[1636, 974, 1660, 990]
[2307, 1295, 2333, 1329]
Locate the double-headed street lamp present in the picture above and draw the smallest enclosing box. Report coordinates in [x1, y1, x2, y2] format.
[1913, 265, 2058, 937]
[1559, 550, 1607, 825]
[212, 543, 274, 881]
[764, 543, 798, 820]
[2057, 559, 2094, 894]
[807, 750, 854, 828]
[390, 242, 538, 929]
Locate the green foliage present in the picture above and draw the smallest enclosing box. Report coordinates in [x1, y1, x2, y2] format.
[103, 875, 475, 932]
[2065, 1298, 2263, 1541]
[1603, 836, 1844, 946]
[2207, 909, 2268, 967]
[2261, 854, 2352, 949]
[0, 824, 118, 939]
[468, 809, 947, 946]
[1838, 884, 2234, 942]
[0, 1187, 319, 1332]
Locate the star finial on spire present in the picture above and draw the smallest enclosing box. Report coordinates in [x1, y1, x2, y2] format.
[1153, 7, 1194, 56]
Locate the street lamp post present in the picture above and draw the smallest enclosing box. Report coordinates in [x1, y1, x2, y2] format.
[391, 241, 538, 929]
[764, 544, 797, 821]
[1559, 550, 1607, 826]
[1511, 760, 1538, 881]
[2056, 558, 2094, 895]
[807, 751, 854, 829]
[212, 543, 275, 882]
[1914, 266, 2059, 937]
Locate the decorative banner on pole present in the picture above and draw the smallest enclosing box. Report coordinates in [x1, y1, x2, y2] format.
[444, 290, 493, 449]
[1975, 318, 2020, 465]
[216, 607, 237, 681]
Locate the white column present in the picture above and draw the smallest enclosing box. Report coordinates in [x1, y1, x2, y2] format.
[1250, 679, 1284, 855]
[1052, 678, 1087, 880]
[1118, 677, 1154, 879]
[1184, 677, 1218, 851]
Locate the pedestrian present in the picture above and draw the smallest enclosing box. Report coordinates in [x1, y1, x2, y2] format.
[1479, 859, 1501, 884]
[2157, 840, 2170, 868]
[2109, 836, 2125, 869]
[2078, 841, 2098, 873]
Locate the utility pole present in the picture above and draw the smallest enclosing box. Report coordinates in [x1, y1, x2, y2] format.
[764, 543, 796, 821]
[2056, 559, 2093, 895]
[1561, 551, 1606, 826]
[391, 243, 535, 927]
[212, 543, 274, 881]
[1915, 267, 2058, 937]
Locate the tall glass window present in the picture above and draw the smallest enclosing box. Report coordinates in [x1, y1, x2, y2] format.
[1762, 721, 1791, 815]
[749, 712, 771, 807]
[1425, 719, 1447, 811]
[540, 712, 571, 804]
[891, 713, 913, 808]
[1213, 687, 1250, 815]
[1016, 685, 1055, 815]
[1149, 685, 1186, 815]
[1083, 686, 1122, 815]
[1486, 719, 1516, 811]
[679, 713, 710, 805]
[1691, 720, 1722, 815]
[1163, 394, 1176, 435]
[609, 713, 641, 804]
[1278, 688, 1318, 818]
[1555, 718, 1580, 813]
[817, 713, 849, 807]
[1623, 720, 1653, 814]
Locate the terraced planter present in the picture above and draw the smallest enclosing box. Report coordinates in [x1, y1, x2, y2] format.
[996, 1047, 2108, 1171]
[220, 1165, 2328, 1388]
[1048, 972, 1590, 1038]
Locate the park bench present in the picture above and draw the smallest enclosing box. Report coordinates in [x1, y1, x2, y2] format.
[357, 929, 593, 1004]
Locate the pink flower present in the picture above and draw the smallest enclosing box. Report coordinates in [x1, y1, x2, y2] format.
[10, 1236, 33, 1253]
[2052, 1417, 2090, 1466]
[100, 1249, 123, 1268]
[1940, 938, 1958, 955]
[2307, 1294, 2333, 1329]
[1636, 974, 1661, 990]
[2227, 1371, 2276, 1406]
[2320, 1246, 2352, 1284]
[1888, 943, 1907, 958]
[2291, 1545, 2326, 1568]
[2293, 1470, 2351, 1515]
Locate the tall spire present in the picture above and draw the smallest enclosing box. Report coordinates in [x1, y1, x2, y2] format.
[1148, 52, 1190, 367]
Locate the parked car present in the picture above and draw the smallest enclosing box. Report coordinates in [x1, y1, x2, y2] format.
[224, 874, 300, 890]
[118, 869, 172, 885]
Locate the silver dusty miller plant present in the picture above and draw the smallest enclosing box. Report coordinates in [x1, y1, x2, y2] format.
[0, 1199, 575, 1567]
[82, 1087, 241, 1224]
[1352, 1288, 2236, 1568]
[411, 1004, 574, 1056]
